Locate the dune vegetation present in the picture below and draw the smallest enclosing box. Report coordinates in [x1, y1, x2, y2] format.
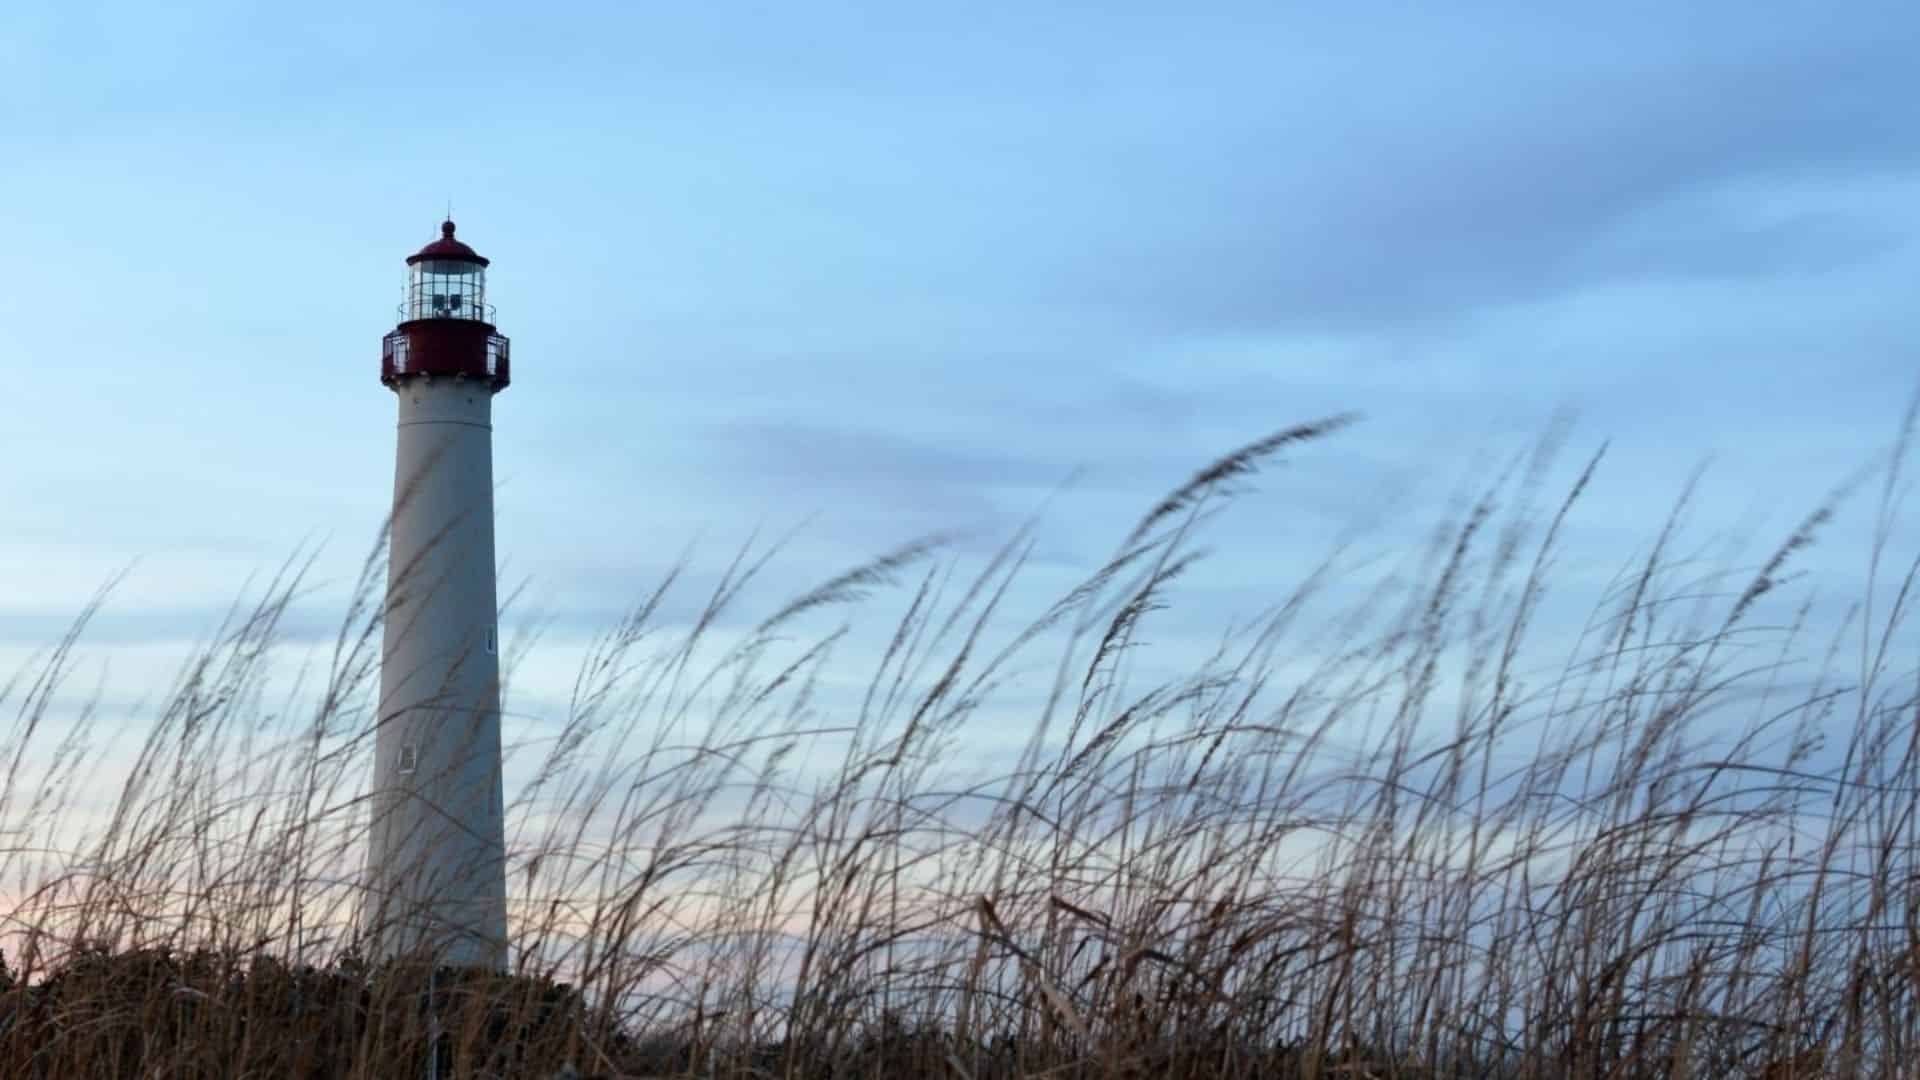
[3, 406, 1918, 1078]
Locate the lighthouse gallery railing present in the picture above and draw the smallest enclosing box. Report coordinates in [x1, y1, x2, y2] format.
[381, 332, 511, 385]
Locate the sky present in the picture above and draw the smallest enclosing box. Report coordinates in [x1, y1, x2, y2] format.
[3, 0, 1920, 756]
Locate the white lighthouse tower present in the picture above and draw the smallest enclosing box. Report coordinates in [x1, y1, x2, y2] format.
[365, 220, 511, 969]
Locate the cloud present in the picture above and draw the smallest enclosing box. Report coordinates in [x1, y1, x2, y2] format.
[701, 419, 1071, 530]
[1032, 28, 1920, 334]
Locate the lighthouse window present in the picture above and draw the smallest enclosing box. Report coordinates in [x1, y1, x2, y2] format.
[485, 627, 497, 655]
[407, 262, 488, 322]
[399, 744, 418, 775]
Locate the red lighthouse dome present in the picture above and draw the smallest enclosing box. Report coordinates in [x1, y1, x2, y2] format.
[381, 220, 511, 391]
[407, 220, 491, 268]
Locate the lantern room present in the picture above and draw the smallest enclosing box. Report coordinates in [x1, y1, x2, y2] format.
[382, 220, 511, 391]
[405, 221, 493, 323]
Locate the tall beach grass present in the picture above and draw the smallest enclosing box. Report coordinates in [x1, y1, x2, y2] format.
[2, 407, 1918, 1078]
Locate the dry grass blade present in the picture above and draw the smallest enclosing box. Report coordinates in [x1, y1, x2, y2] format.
[1124, 412, 1359, 548]
[755, 531, 955, 634]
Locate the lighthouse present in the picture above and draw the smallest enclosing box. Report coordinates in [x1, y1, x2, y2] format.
[365, 220, 511, 969]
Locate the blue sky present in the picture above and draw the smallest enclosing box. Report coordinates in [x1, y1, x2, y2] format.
[3, 0, 1919, 738]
